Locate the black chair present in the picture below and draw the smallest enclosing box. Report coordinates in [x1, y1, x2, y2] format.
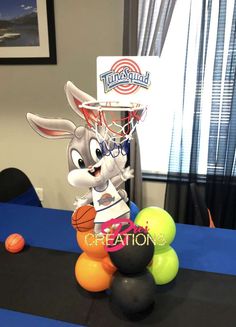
[0, 168, 42, 207]
[190, 183, 215, 228]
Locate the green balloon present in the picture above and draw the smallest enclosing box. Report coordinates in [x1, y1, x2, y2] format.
[148, 246, 179, 285]
[134, 206, 176, 249]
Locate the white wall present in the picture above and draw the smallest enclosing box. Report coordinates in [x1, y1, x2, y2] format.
[142, 181, 166, 208]
[0, 0, 166, 211]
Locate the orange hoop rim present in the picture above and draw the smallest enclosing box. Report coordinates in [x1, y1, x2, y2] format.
[79, 100, 147, 140]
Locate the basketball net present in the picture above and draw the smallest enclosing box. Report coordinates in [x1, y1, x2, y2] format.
[79, 101, 147, 157]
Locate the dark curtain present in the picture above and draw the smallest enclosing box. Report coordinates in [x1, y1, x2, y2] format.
[138, 0, 177, 56]
[123, 0, 138, 55]
[206, 0, 236, 229]
[164, 0, 209, 225]
[165, 0, 236, 229]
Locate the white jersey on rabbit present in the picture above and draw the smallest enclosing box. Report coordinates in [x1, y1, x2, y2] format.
[92, 180, 130, 223]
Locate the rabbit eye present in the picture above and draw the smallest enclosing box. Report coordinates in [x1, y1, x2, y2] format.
[71, 149, 85, 169]
[90, 139, 103, 162]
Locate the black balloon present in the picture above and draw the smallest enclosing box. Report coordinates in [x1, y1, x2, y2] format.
[111, 270, 156, 314]
[108, 229, 154, 274]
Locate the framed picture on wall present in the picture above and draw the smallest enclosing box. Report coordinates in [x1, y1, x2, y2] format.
[0, 0, 56, 64]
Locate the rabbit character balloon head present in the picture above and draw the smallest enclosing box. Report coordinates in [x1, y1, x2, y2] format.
[27, 82, 133, 232]
[27, 82, 129, 188]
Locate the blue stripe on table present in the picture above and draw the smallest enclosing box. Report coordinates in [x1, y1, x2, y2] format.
[173, 223, 236, 276]
[0, 203, 79, 253]
[0, 308, 84, 327]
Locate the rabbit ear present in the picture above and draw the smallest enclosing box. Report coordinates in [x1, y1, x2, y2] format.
[27, 113, 76, 139]
[65, 81, 97, 121]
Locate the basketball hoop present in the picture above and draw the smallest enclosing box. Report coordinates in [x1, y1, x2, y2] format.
[79, 100, 147, 157]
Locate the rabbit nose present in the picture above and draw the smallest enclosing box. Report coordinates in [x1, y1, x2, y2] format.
[88, 165, 93, 170]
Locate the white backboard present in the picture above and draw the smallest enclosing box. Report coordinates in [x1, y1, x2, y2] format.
[97, 56, 160, 105]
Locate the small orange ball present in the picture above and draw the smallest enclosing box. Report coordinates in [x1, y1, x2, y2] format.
[5, 233, 25, 253]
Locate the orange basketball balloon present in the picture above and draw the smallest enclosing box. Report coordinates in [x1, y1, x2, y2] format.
[71, 205, 95, 232]
[5, 233, 25, 253]
[76, 230, 107, 259]
[75, 252, 112, 292]
[102, 255, 117, 274]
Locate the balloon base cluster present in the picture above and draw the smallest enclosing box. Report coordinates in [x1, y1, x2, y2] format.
[73, 206, 179, 316]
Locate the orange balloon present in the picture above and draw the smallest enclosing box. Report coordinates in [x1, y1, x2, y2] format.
[75, 252, 112, 292]
[76, 230, 107, 259]
[102, 255, 117, 274]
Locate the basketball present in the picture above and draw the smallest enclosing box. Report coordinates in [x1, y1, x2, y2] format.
[71, 205, 96, 231]
[5, 233, 25, 253]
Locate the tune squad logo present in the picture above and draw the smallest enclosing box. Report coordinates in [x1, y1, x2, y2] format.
[99, 58, 151, 95]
